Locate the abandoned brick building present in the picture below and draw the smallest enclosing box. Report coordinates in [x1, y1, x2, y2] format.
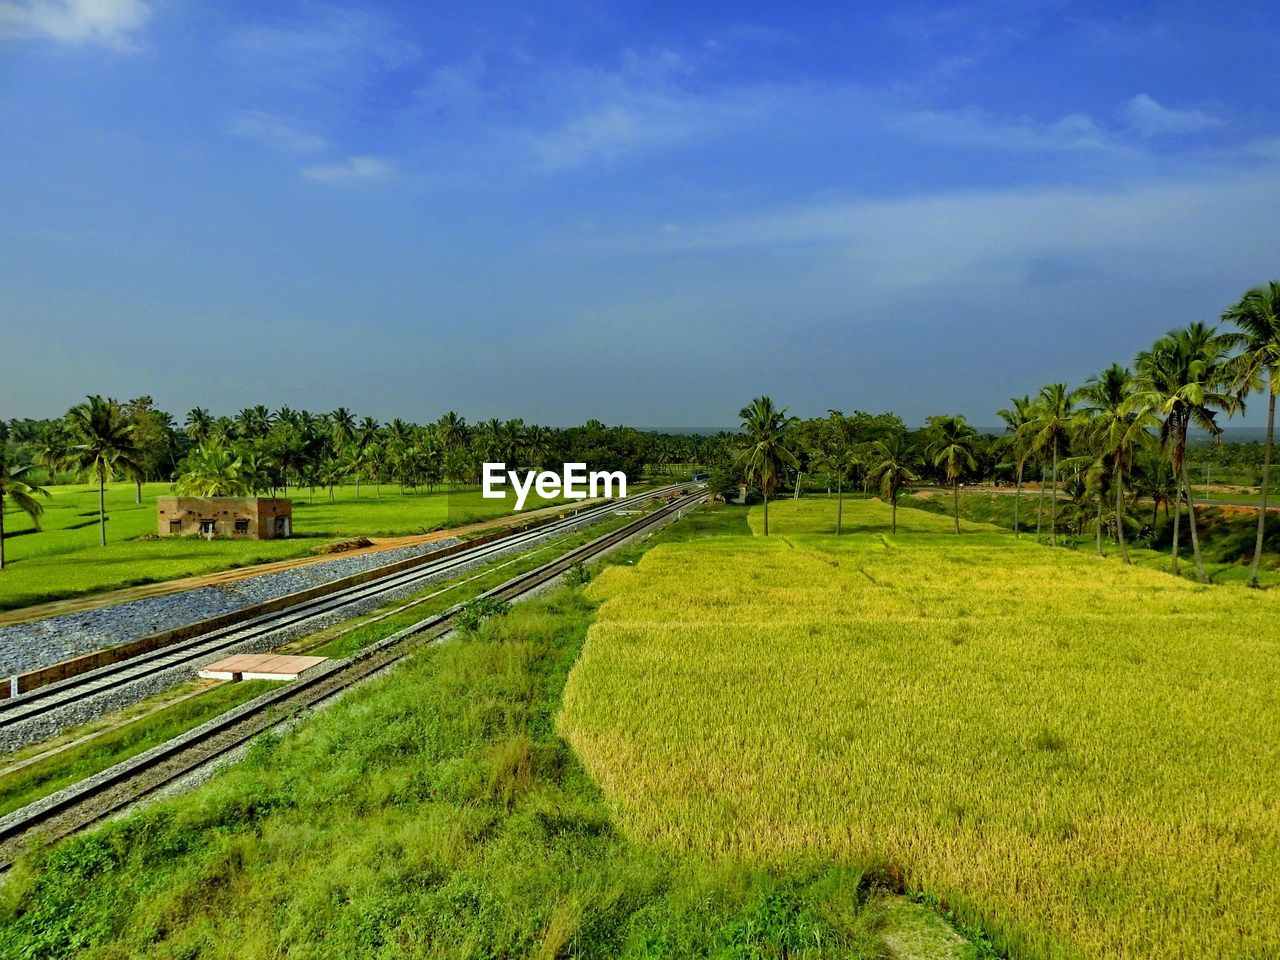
[156, 497, 293, 540]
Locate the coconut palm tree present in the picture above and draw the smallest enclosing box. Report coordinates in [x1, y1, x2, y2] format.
[996, 395, 1033, 538]
[1074, 364, 1152, 565]
[174, 443, 250, 497]
[524, 424, 553, 471]
[330, 407, 356, 450]
[1130, 323, 1237, 583]
[870, 433, 920, 534]
[437, 411, 468, 452]
[65, 396, 143, 547]
[1222, 281, 1280, 587]
[0, 458, 49, 569]
[184, 407, 213, 444]
[364, 439, 387, 499]
[735, 396, 798, 536]
[926, 415, 979, 534]
[33, 421, 72, 484]
[1026, 383, 1074, 546]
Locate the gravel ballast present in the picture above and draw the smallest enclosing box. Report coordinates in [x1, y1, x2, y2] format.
[0, 541, 461, 678]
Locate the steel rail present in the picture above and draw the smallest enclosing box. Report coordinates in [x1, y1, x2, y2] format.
[0, 489, 704, 869]
[0, 483, 691, 730]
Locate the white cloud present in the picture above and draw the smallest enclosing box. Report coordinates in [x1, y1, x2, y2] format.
[514, 50, 758, 173]
[0, 0, 149, 50]
[893, 107, 1123, 154]
[626, 141, 1280, 295]
[227, 110, 328, 155]
[1123, 93, 1223, 136]
[301, 155, 392, 182]
[230, 7, 419, 90]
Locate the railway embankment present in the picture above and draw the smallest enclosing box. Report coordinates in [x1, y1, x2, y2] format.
[0, 540, 462, 678]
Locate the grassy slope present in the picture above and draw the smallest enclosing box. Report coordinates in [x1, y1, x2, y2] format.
[560, 499, 1280, 959]
[0, 584, 958, 960]
[904, 489, 1280, 587]
[0, 510, 652, 819]
[0, 482, 562, 611]
[0, 681, 272, 818]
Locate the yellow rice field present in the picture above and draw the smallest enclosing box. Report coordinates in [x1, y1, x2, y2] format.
[559, 499, 1280, 959]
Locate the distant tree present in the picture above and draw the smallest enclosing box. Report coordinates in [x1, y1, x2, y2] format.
[0, 457, 50, 570]
[735, 396, 798, 536]
[1026, 383, 1074, 547]
[330, 407, 356, 450]
[65, 396, 143, 547]
[524, 424, 553, 471]
[437, 411, 468, 452]
[364, 440, 387, 499]
[996, 395, 1033, 538]
[123, 396, 177, 501]
[1130, 323, 1236, 582]
[185, 407, 213, 444]
[318, 453, 347, 502]
[926, 415, 978, 534]
[174, 444, 251, 497]
[1074, 364, 1151, 564]
[33, 420, 73, 484]
[1222, 281, 1280, 587]
[811, 412, 859, 534]
[870, 433, 920, 534]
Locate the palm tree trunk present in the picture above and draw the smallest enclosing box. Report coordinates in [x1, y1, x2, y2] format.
[98, 465, 107, 547]
[1181, 448, 1208, 584]
[135, 479, 142, 504]
[1115, 464, 1131, 565]
[1172, 435, 1182, 578]
[952, 480, 960, 534]
[1249, 380, 1274, 588]
[891, 491, 898, 534]
[1035, 465, 1045, 540]
[1095, 488, 1104, 557]
[1013, 460, 1023, 539]
[836, 478, 843, 535]
[763, 491, 769, 536]
[1170, 475, 1182, 576]
[1050, 440, 1059, 547]
[0, 499, 6, 570]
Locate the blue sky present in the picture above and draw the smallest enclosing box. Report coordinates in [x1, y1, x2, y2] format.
[2, 0, 1279, 427]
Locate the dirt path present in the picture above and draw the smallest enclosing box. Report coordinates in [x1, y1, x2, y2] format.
[0, 500, 598, 628]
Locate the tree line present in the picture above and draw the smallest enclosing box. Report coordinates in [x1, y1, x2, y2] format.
[730, 282, 1280, 588]
[0, 402, 723, 564]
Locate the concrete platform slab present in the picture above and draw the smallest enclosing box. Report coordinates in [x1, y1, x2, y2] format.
[199, 654, 327, 681]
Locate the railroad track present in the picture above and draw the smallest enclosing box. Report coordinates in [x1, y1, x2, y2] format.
[0, 482, 692, 734]
[0, 488, 705, 869]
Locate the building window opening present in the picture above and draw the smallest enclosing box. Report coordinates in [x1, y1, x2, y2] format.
[169, 520, 181, 534]
[199, 519, 216, 536]
[234, 519, 249, 535]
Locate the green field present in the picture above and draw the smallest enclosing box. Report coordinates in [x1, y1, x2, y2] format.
[560, 499, 1280, 959]
[0, 580, 978, 959]
[903, 489, 1280, 587]
[0, 481, 567, 611]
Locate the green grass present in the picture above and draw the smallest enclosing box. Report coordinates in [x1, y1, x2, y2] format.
[560, 498, 1280, 959]
[0, 507, 654, 817]
[903, 488, 1280, 586]
[0, 681, 271, 818]
[0, 482, 567, 612]
[0, 582, 977, 959]
[304, 506, 653, 660]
